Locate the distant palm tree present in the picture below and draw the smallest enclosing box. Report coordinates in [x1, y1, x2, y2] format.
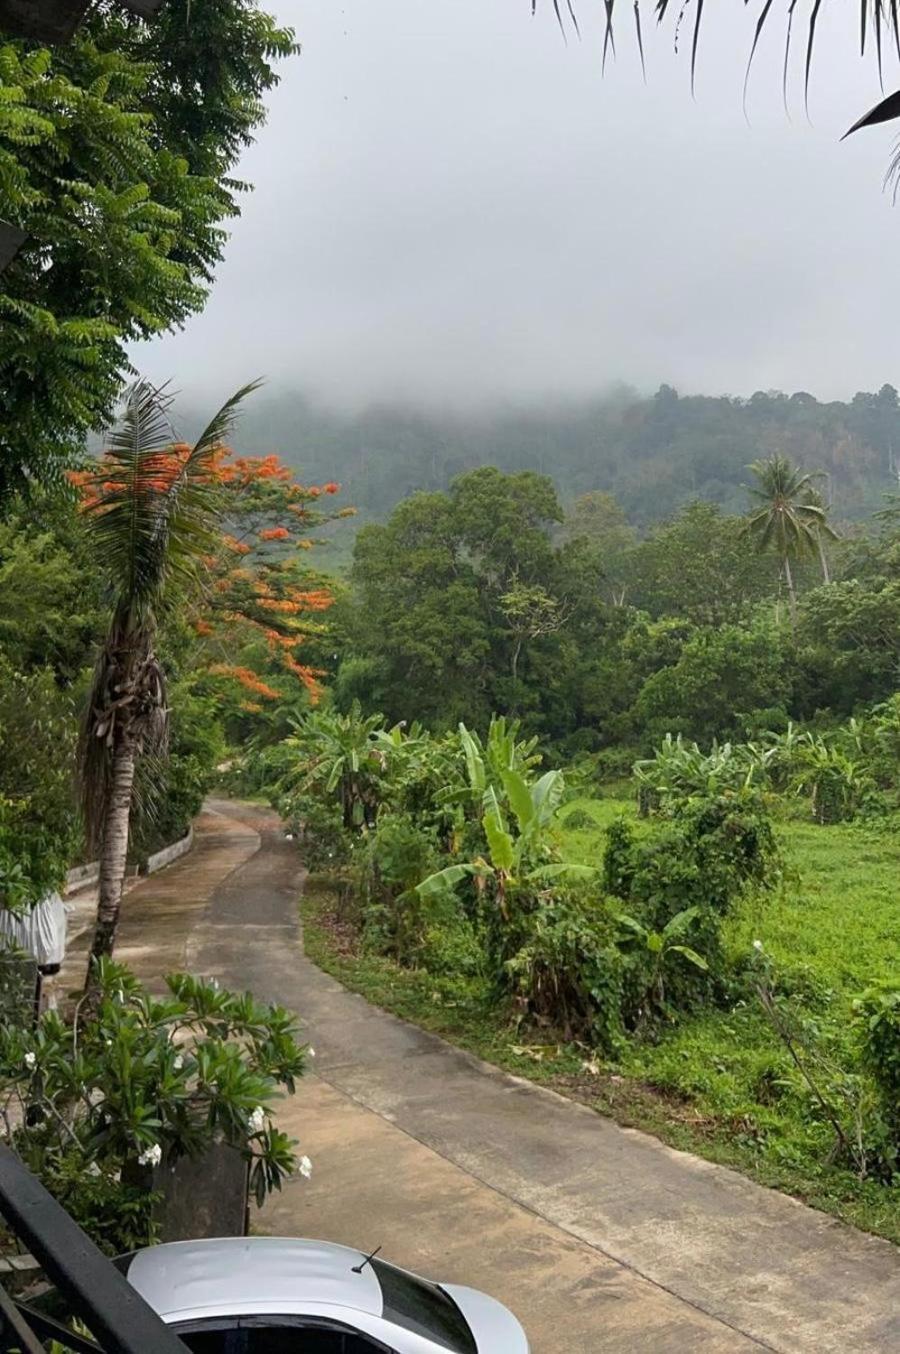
[802, 483, 840, 584]
[744, 455, 834, 619]
[80, 378, 257, 984]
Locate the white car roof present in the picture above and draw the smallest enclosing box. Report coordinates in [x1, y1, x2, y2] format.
[124, 1236, 382, 1322]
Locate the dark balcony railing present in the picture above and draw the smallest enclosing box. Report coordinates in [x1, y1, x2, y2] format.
[0, 1145, 189, 1353]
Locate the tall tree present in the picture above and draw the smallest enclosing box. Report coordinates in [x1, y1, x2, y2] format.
[79, 378, 255, 980]
[744, 455, 832, 619]
[0, 2, 296, 500]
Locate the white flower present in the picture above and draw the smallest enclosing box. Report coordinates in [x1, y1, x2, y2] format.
[298, 1155, 312, 1179]
[247, 1106, 267, 1134]
[285, 833, 294, 841]
[137, 1143, 162, 1168]
[753, 939, 764, 952]
[307, 1047, 316, 1059]
[173, 1054, 184, 1071]
[23, 1052, 36, 1071]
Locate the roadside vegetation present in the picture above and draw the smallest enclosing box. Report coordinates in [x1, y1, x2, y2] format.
[246, 455, 899, 1253]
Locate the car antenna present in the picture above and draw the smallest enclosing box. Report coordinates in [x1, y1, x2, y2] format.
[351, 1244, 383, 1274]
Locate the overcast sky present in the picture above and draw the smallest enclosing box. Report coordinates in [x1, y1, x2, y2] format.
[138, 1, 900, 410]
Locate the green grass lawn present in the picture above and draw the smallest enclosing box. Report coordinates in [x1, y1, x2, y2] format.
[303, 794, 900, 1242]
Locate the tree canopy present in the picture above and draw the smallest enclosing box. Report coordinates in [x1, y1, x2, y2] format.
[0, 1, 297, 499]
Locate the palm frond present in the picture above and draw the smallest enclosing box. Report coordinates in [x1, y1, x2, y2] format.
[79, 377, 261, 847]
[544, 2, 900, 124]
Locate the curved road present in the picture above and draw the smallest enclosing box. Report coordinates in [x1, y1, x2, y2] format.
[91, 800, 900, 1354]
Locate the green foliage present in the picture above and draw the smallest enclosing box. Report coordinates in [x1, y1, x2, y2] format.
[0, 960, 309, 1251]
[0, 499, 102, 679]
[278, 700, 387, 830]
[0, 4, 297, 495]
[0, 659, 79, 907]
[358, 812, 443, 965]
[340, 469, 564, 728]
[233, 383, 900, 531]
[855, 983, 900, 1158]
[744, 454, 836, 608]
[633, 621, 791, 747]
[504, 893, 625, 1050]
[792, 739, 877, 825]
[634, 733, 774, 810]
[615, 906, 711, 1024]
[130, 682, 225, 858]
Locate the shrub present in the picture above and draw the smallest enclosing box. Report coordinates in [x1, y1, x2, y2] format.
[562, 808, 597, 831]
[601, 794, 779, 1022]
[855, 983, 900, 1171]
[359, 813, 443, 965]
[282, 793, 351, 873]
[0, 662, 80, 908]
[0, 961, 310, 1252]
[504, 892, 625, 1051]
[673, 793, 780, 910]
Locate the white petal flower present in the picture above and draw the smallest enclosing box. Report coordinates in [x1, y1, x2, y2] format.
[753, 939, 764, 952]
[138, 1143, 162, 1168]
[23, 1052, 36, 1071]
[307, 1047, 315, 1059]
[247, 1106, 267, 1134]
[298, 1155, 312, 1179]
[285, 833, 294, 841]
[173, 1054, 184, 1071]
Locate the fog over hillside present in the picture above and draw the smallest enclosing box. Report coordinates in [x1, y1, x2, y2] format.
[137, 0, 900, 411]
[169, 382, 900, 531]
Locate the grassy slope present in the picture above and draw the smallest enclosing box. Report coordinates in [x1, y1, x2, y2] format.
[303, 795, 900, 1242]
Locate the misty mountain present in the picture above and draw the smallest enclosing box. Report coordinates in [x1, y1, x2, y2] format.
[199, 382, 900, 531]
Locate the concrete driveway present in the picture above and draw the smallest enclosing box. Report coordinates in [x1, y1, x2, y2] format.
[86, 800, 900, 1353]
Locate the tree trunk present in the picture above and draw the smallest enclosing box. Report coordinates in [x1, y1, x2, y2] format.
[85, 740, 136, 986]
[511, 636, 523, 685]
[782, 554, 797, 624]
[817, 533, 831, 584]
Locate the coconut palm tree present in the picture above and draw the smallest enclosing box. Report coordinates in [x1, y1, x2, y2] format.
[744, 455, 833, 619]
[801, 483, 840, 584]
[80, 378, 257, 983]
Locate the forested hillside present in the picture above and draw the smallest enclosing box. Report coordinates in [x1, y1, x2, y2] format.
[223, 382, 900, 528]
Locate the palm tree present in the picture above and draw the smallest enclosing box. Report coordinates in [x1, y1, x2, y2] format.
[801, 483, 839, 584]
[744, 455, 833, 619]
[80, 378, 257, 982]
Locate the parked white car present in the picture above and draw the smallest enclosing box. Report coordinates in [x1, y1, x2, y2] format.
[118, 1236, 530, 1353]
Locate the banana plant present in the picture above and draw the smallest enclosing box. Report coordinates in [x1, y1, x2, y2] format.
[615, 906, 709, 1017]
[280, 701, 386, 829]
[418, 767, 594, 920]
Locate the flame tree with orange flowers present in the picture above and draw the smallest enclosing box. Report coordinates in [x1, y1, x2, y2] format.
[77, 380, 261, 983]
[199, 450, 350, 724]
[76, 380, 349, 982]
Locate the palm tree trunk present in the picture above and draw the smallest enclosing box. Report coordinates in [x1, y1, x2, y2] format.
[782, 553, 797, 624]
[86, 740, 136, 984]
[817, 532, 831, 584]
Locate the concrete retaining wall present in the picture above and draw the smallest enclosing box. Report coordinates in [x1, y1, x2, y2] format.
[143, 827, 193, 876]
[64, 859, 100, 893]
[65, 827, 194, 894]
